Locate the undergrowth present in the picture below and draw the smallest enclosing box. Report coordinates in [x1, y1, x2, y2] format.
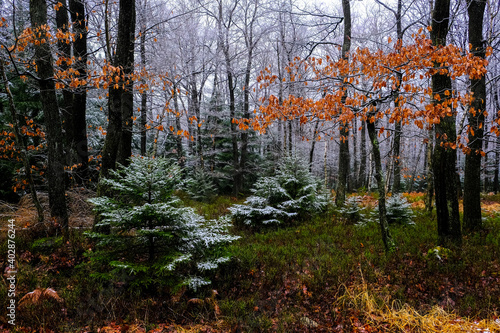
[1, 193, 500, 331]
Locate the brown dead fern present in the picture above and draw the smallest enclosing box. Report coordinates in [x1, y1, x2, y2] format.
[18, 288, 64, 308]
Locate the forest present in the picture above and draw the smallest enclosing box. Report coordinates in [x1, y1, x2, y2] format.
[1, 0, 500, 331]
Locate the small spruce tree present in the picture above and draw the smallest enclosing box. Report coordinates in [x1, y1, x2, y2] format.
[373, 193, 415, 225]
[87, 156, 239, 291]
[229, 156, 330, 229]
[181, 168, 217, 202]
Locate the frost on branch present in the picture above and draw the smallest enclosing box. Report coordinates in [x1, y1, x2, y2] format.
[383, 194, 415, 225]
[229, 156, 330, 229]
[86, 156, 239, 292]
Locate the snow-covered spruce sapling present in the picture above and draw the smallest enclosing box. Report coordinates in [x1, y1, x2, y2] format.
[181, 168, 217, 202]
[384, 194, 415, 225]
[338, 196, 368, 224]
[86, 156, 239, 291]
[229, 156, 330, 229]
[371, 193, 415, 225]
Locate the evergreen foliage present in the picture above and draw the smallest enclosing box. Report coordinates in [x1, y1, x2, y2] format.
[181, 168, 217, 202]
[380, 194, 415, 225]
[229, 156, 330, 228]
[338, 195, 368, 224]
[87, 156, 239, 291]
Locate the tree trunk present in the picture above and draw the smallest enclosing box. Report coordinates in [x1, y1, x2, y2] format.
[240, 48, 253, 189]
[335, 0, 351, 207]
[494, 88, 500, 193]
[367, 108, 395, 253]
[30, 0, 69, 237]
[140, 13, 147, 156]
[425, 129, 434, 212]
[115, 0, 135, 166]
[309, 119, 320, 172]
[240, 0, 257, 192]
[408, 143, 424, 193]
[392, 0, 403, 194]
[173, 85, 184, 167]
[463, 0, 486, 232]
[228, 67, 239, 195]
[69, 0, 89, 182]
[99, 0, 135, 184]
[392, 121, 402, 193]
[55, 0, 74, 166]
[217, 1, 240, 196]
[484, 130, 489, 192]
[358, 119, 367, 188]
[336, 126, 350, 205]
[352, 117, 359, 189]
[430, 0, 461, 246]
[190, 78, 204, 169]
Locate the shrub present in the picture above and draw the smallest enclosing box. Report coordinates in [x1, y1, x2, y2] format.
[338, 195, 371, 224]
[87, 156, 239, 291]
[385, 194, 415, 225]
[229, 156, 330, 229]
[181, 168, 217, 202]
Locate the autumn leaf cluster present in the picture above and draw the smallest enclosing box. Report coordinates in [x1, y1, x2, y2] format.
[253, 30, 491, 147]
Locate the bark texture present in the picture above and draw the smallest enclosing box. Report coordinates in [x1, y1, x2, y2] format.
[30, 0, 69, 236]
[69, 0, 89, 181]
[367, 107, 395, 253]
[99, 0, 135, 184]
[463, 0, 486, 232]
[335, 0, 351, 206]
[430, 0, 461, 245]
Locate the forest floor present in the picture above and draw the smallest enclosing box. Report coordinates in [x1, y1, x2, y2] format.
[1, 191, 500, 332]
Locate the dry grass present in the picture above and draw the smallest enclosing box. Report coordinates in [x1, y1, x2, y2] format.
[339, 280, 500, 332]
[0, 188, 95, 232]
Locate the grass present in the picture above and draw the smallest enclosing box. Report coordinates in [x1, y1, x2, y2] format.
[1, 193, 500, 331]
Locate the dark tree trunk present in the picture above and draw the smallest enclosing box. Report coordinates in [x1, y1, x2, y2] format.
[228, 68, 239, 195]
[55, 0, 74, 164]
[463, 0, 486, 232]
[367, 108, 395, 253]
[140, 20, 147, 156]
[336, 126, 350, 205]
[392, 121, 402, 193]
[69, 0, 89, 182]
[240, 1, 257, 192]
[218, 1, 240, 196]
[494, 88, 500, 193]
[358, 120, 367, 188]
[173, 85, 184, 167]
[425, 129, 434, 212]
[336, 0, 351, 207]
[430, 0, 461, 246]
[484, 131, 489, 192]
[100, 86, 122, 183]
[115, 0, 135, 166]
[190, 78, 204, 169]
[352, 117, 358, 189]
[240, 47, 253, 188]
[392, 0, 403, 194]
[99, 0, 135, 184]
[309, 119, 320, 172]
[30, 0, 69, 237]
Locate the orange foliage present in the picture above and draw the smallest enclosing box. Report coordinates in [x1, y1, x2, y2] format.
[253, 32, 491, 153]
